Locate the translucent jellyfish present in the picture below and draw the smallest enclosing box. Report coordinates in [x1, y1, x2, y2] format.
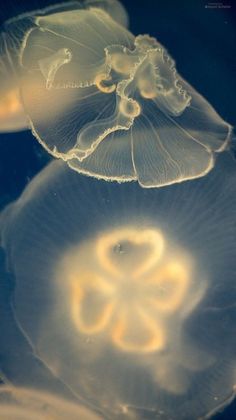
[15, 4, 232, 187]
[0, 385, 102, 419]
[0, 0, 232, 186]
[1, 153, 236, 419]
[0, 0, 128, 132]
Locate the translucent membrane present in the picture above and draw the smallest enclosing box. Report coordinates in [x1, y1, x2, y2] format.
[0, 386, 102, 419]
[0, 1, 232, 186]
[1, 153, 236, 419]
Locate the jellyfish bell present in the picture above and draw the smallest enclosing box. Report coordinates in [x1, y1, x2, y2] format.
[0, 0, 128, 133]
[0, 385, 102, 419]
[0, 31, 28, 132]
[0, 1, 231, 187]
[16, 6, 232, 187]
[1, 152, 236, 419]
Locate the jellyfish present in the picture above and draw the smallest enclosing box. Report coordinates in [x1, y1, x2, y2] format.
[0, 0, 128, 132]
[1, 152, 236, 419]
[0, 1, 232, 187]
[0, 385, 102, 419]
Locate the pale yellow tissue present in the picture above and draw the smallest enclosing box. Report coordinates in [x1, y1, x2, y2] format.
[96, 227, 164, 278]
[71, 272, 115, 334]
[0, 88, 24, 118]
[119, 98, 141, 118]
[110, 53, 135, 75]
[95, 73, 116, 94]
[61, 226, 194, 354]
[138, 77, 157, 99]
[0, 386, 102, 419]
[38, 48, 72, 90]
[111, 307, 165, 353]
[147, 260, 190, 313]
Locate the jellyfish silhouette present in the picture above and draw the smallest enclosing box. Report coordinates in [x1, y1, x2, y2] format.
[0, 1, 232, 187]
[1, 152, 236, 419]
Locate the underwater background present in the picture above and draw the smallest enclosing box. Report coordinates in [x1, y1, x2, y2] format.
[0, 0, 235, 418]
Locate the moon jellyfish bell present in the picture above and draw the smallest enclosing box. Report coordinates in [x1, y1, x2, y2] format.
[1, 153, 236, 419]
[0, 0, 128, 133]
[18, 6, 232, 187]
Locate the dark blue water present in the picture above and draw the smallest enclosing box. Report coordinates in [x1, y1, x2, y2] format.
[0, 0, 235, 418]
